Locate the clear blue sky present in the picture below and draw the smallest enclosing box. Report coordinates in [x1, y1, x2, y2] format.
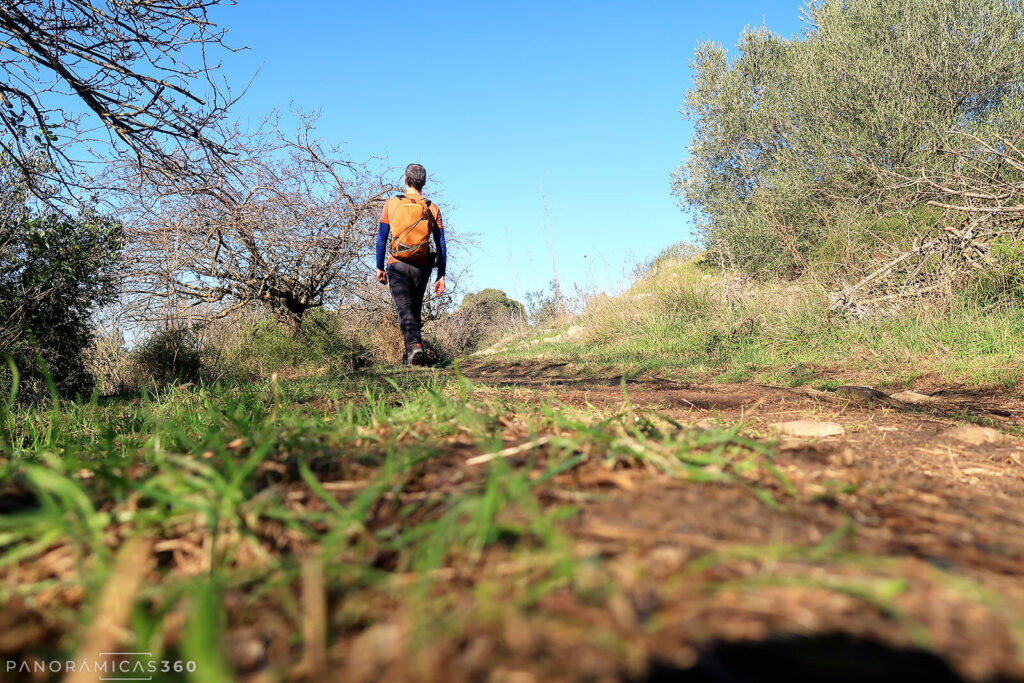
[213, 1, 803, 303]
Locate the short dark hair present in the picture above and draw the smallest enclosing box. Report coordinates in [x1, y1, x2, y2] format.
[404, 163, 427, 191]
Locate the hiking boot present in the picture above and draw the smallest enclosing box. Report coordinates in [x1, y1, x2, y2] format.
[407, 344, 426, 366]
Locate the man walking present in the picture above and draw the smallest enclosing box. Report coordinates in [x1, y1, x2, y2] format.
[376, 163, 447, 365]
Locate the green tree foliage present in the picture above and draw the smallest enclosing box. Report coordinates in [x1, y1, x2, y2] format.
[461, 288, 527, 320]
[0, 199, 122, 398]
[675, 0, 1024, 280]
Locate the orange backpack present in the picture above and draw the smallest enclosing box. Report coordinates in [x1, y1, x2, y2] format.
[389, 195, 435, 265]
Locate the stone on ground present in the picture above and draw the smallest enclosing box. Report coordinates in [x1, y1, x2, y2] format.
[542, 325, 587, 343]
[769, 420, 846, 438]
[943, 425, 1004, 446]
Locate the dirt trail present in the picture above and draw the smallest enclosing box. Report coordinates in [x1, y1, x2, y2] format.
[452, 360, 1024, 681]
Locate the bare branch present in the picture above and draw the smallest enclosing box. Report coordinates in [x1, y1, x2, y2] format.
[108, 114, 395, 329]
[0, 0, 243, 203]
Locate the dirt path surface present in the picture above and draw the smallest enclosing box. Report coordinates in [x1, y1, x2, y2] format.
[436, 360, 1024, 682]
[8, 361, 1022, 683]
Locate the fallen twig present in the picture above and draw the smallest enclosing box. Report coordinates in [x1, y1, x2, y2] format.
[467, 436, 553, 466]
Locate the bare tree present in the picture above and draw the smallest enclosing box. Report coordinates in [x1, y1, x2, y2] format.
[111, 114, 393, 328]
[0, 0, 240, 200]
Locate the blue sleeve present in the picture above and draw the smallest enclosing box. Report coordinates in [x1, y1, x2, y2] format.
[375, 223, 389, 270]
[431, 224, 447, 278]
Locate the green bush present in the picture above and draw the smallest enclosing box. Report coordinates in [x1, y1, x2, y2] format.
[675, 0, 1024, 282]
[219, 309, 365, 379]
[0, 204, 122, 400]
[461, 288, 527, 320]
[131, 327, 205, 387]
[425, 289, 526, 361]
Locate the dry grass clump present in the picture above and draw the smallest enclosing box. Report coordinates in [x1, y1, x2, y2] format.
[425, 307, 526, 362]
[489, 253, 1024, 392]
[370, 317, 406, 365]
[86, 306, 376, 392]
[580, 258, 828, 347]
[84, 327, 135, 395]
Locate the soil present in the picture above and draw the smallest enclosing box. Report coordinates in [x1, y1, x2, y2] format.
[400, 359, 1024, 683]
[6, 360, 1024, 682]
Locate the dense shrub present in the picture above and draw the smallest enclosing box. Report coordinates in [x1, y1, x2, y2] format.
[0, 202, 122, 400]
[218, 309, 367, 379]
[425, 289, 526, 361]
[675, 0, 1024, 281]
[461, 289, 526, 319]
[131, 327, 205, 387]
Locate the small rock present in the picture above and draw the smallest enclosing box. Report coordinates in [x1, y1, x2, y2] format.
[347, 623, 403, 680]
[648, 545, 687, 574]
[769, 420, 846, 438]
[490, 670, 536, 683]
[226, 630, 267, 673]
[563, 324, 586, 341]
[943, 425, 1004, 446]
[540, 324, 587, 344]
[891, 390, 939, 405]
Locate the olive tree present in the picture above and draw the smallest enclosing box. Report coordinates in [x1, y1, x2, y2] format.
[675, 0, 1024, 289]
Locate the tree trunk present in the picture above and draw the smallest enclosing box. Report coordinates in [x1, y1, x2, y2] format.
[274, 295, 311, 334]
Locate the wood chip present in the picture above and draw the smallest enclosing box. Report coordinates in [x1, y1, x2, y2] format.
[577, 470, 636, 491]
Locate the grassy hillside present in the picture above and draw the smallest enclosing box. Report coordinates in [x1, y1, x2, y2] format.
[487, 258, 1024, 392]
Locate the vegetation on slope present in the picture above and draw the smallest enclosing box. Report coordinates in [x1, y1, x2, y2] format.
[488, 251, 1024, 392]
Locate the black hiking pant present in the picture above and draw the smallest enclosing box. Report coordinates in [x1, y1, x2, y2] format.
[387, 260, 431, 356]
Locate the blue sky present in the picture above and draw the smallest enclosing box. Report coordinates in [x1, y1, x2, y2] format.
[214, 1, 804, 303]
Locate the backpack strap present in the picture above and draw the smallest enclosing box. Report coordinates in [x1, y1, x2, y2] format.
[423, 199, 437, 229]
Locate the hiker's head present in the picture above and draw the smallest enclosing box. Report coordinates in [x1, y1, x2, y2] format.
[404, 163, 427, 192]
